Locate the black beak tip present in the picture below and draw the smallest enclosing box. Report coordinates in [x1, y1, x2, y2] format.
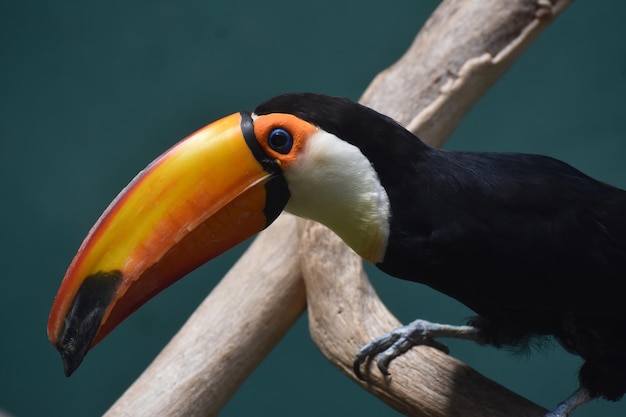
[54, 270, 123, 377]
[56, 339, 88, 377]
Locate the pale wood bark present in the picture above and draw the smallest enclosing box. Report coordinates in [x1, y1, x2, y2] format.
[105, 0, 571, 416]
[104, 214, 305, 417]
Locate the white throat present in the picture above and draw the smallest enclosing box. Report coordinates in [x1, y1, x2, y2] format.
[283, 130, 390, 263]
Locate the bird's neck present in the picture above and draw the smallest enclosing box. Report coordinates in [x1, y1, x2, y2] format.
[283, 130, 391, 263]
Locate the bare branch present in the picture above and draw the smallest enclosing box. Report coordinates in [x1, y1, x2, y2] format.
[300, 220, 545, 417]
[105, 214, 305, 417]
[303, 0, 571, 416]
[105, 0, 572, 416]
[362, 0, 571, 146]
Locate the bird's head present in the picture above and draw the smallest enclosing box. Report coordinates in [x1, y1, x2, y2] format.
[47, 93, 424, 375]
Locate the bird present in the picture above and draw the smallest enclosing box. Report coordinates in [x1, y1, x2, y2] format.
[48, 93, 626, 417]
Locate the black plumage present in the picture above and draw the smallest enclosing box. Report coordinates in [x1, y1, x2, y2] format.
[256, 93, 626, 403]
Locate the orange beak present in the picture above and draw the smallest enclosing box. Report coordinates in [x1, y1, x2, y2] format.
[47, 112, 289, 376]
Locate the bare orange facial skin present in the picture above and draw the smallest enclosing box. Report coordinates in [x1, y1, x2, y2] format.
[252, 114, 318, 168]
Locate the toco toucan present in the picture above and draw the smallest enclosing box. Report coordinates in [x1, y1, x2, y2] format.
[48, 93, 626, 417]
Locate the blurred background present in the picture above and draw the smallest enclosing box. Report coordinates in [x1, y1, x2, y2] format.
[1, 1, 625, 416]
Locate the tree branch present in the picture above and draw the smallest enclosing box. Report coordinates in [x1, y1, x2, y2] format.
[104, 214, 305, 417]
[305, 1, 571, 416]
[105, 0, 571, 416]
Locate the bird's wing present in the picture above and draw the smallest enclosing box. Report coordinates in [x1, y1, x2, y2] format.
[406, 151, 626, 319]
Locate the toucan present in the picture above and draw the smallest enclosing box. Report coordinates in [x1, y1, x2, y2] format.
[48, 93, 626, 417]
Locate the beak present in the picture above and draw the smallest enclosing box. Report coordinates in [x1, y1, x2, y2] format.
[48, 112, 289, 376]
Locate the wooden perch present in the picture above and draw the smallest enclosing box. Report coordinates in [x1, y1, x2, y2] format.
[105, 214, 305, 417]
[105, 0, 572, 416]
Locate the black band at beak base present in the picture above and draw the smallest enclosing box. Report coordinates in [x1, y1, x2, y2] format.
[240, 112, 290, 227]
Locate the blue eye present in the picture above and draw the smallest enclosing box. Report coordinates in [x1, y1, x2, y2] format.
[267, 128, 293, 154]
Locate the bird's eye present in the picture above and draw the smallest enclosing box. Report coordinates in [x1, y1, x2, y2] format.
[267, 128, 293, 154]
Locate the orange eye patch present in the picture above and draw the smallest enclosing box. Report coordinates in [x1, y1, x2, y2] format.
[253, 114, 318, 168]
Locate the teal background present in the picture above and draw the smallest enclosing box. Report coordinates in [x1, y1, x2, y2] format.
[1, 1, 625, 416]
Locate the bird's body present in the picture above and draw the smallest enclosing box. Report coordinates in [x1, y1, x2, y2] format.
[49, 93, 626, 416]
[382, 150, 626, 399]
[383, 149, 626, 322]
[255, 94, 626, 405]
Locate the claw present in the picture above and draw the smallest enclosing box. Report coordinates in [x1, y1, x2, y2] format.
[353, 359, 366, 380]
[353, 319, 479, 380]
[353, 331, 400, 380]
[545, 387, 592, 417]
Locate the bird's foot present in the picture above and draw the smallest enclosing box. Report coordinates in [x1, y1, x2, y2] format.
[545, 387, 592, 417]
[353, 319, 479, 380]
